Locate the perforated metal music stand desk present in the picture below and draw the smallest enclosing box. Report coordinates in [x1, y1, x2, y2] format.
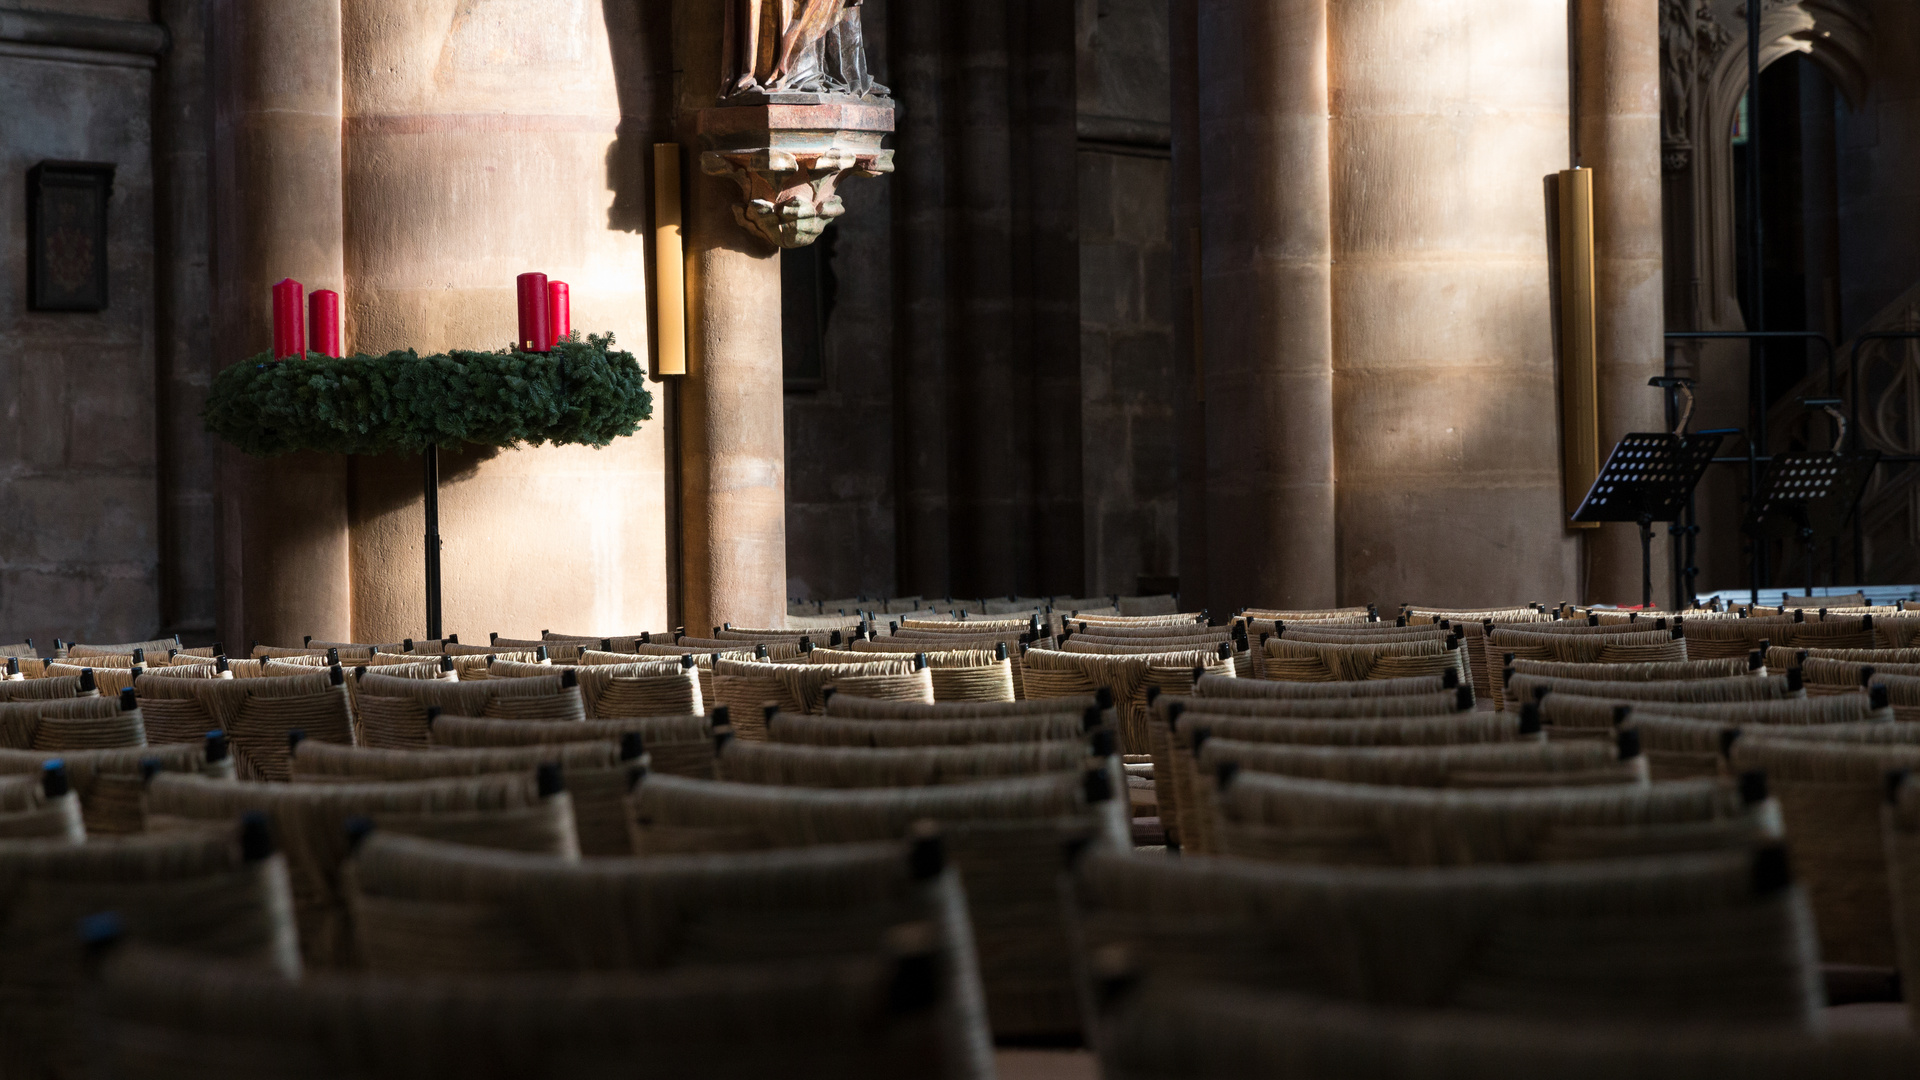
[1573, 432, 1727, 608]
[1743, 450, 1881, 599]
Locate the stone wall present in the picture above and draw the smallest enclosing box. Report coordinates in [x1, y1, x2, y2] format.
[1077, 0, 1177, 598]
[0, 6, 162, 645]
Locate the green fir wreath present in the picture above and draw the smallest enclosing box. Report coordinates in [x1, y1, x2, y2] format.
[203, 333, 653, 457]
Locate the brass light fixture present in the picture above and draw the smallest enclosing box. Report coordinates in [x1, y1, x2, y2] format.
[653, 143, 687, 376]
[1557, 167, 1599, 529]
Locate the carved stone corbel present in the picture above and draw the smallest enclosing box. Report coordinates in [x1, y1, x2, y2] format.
[697, 97, 894, 250]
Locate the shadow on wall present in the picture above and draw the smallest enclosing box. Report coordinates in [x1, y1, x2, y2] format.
[599, 0, 666, 234]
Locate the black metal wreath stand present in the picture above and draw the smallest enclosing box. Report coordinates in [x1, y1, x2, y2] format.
[424, 445, 443, 640]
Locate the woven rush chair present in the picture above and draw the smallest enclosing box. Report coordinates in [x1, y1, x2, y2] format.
[136, 668, 354, 781]
[1264, 635, 1471, 685]
[291, 738, 637, 856]
[355, 669, 585, 749]
[713, 656, 921, 727]
[1199, 736, 1642, 789]
[1181, 712, 1534, 749]
[0, 740, 231, 834]
[1431, 614, 1552, 704]
[1093, 982, 1920, 1080]
[1509, 656, 1758, 682]
[1146, 692, 1473, 849]
[1487, 628, 1687, 703]
[147, 771, 580, 966]
[827, 691, 1108, 719]
[594, 646, 755, 709]
[536, 630, 665, 652]
[816, 646, 1017, 703]
[1772, 645, 1920, 671]
[342, 832, 994, 1080]
[1069, 847, 1821, 1030]
[1023, 646, 1232, 756]
[1178, 736, 1644, 857]
[0, 671, 96, 702]
[22, 697, 146, 751]
[65, 637, 181, 658]
[0, 692, 135, 749]
[1175, 726, 1643, 853]
[491, 656, 704, 717]
[1882, 772, 1920, 1027]
[678, 635, 806, 662]
[92, 947, 952, 1080]
[851, 636, 1033, 699]
[767, 711, 1100, 748]
[1214, 770, 1766, 867]
[829, 666, 937, 705]
[1795, 654, 1920, 688]
[1537, 690, 1886, 734]
[1680, 613, 1875, 659]
[1506, 672, 1797, 711]
[1192, 671, 1457, 699]
[0, 824, 302, 1080]
[57, 663, 145, 698]
[716, 732, 1101, 789]
[290, 738, 623, 780]
[628, 770, 1127, 1039]
[429, 714, 717, 780]
[0, 770, 86, 841]
[1725, 737, 1920, 971]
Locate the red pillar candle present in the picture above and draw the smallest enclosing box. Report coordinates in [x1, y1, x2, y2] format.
[516, 272, 551, 352]
[547, 280, 570, 344]
[271, 278, 305, 358]
[308, 289, 341, 357]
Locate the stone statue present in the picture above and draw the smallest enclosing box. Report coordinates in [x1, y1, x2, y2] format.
[723, 0, 887, 100]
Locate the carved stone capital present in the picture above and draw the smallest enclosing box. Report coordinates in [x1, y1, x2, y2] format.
[697, 96, 895, 249]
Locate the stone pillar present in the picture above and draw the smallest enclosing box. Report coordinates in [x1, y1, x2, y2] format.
[1580, 0, 1669, 605]
[1170, 0, 1209, 614]
[1328, 0, 1579, 608]
[153, 0, 218, 638]
[338, 0, 669, 642]
[209, 0, 351, 648]
[1020, 0, 1085, 597]
[889, 0, 952, 600]
[1197, 0, 1337, 613]
[947, 0, 1030, 598]
[675, 0, 786, 632]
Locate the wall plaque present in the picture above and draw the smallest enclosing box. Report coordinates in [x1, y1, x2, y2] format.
[28, 161, 115, 312]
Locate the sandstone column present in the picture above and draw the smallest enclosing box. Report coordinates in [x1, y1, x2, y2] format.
[338, 0, 670, 642]
[675, 0, 786, 632]
[1197, 0, 1337, 613]
[1329, 0, 1579, 608]
[210, 0, 351, 647]
[1580, 0, 1669, 605]
[1169, 0, 1209, 615]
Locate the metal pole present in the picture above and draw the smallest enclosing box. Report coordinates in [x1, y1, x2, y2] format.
[1746, 0, 1766, 602]
[424, 445, 443, 640]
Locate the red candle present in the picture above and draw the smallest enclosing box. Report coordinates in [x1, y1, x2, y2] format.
[308, 289, 341, 357]
[516, 272, 550, 352]
[271, 278, 305, 358]
[547, 280, 570, 343]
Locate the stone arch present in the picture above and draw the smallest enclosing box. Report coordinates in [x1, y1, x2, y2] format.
[1692, 0, 1872, 329]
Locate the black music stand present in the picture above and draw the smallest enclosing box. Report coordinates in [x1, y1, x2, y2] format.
[1743, 450, 1880, 599]
[1573, 432, 1727, 609]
